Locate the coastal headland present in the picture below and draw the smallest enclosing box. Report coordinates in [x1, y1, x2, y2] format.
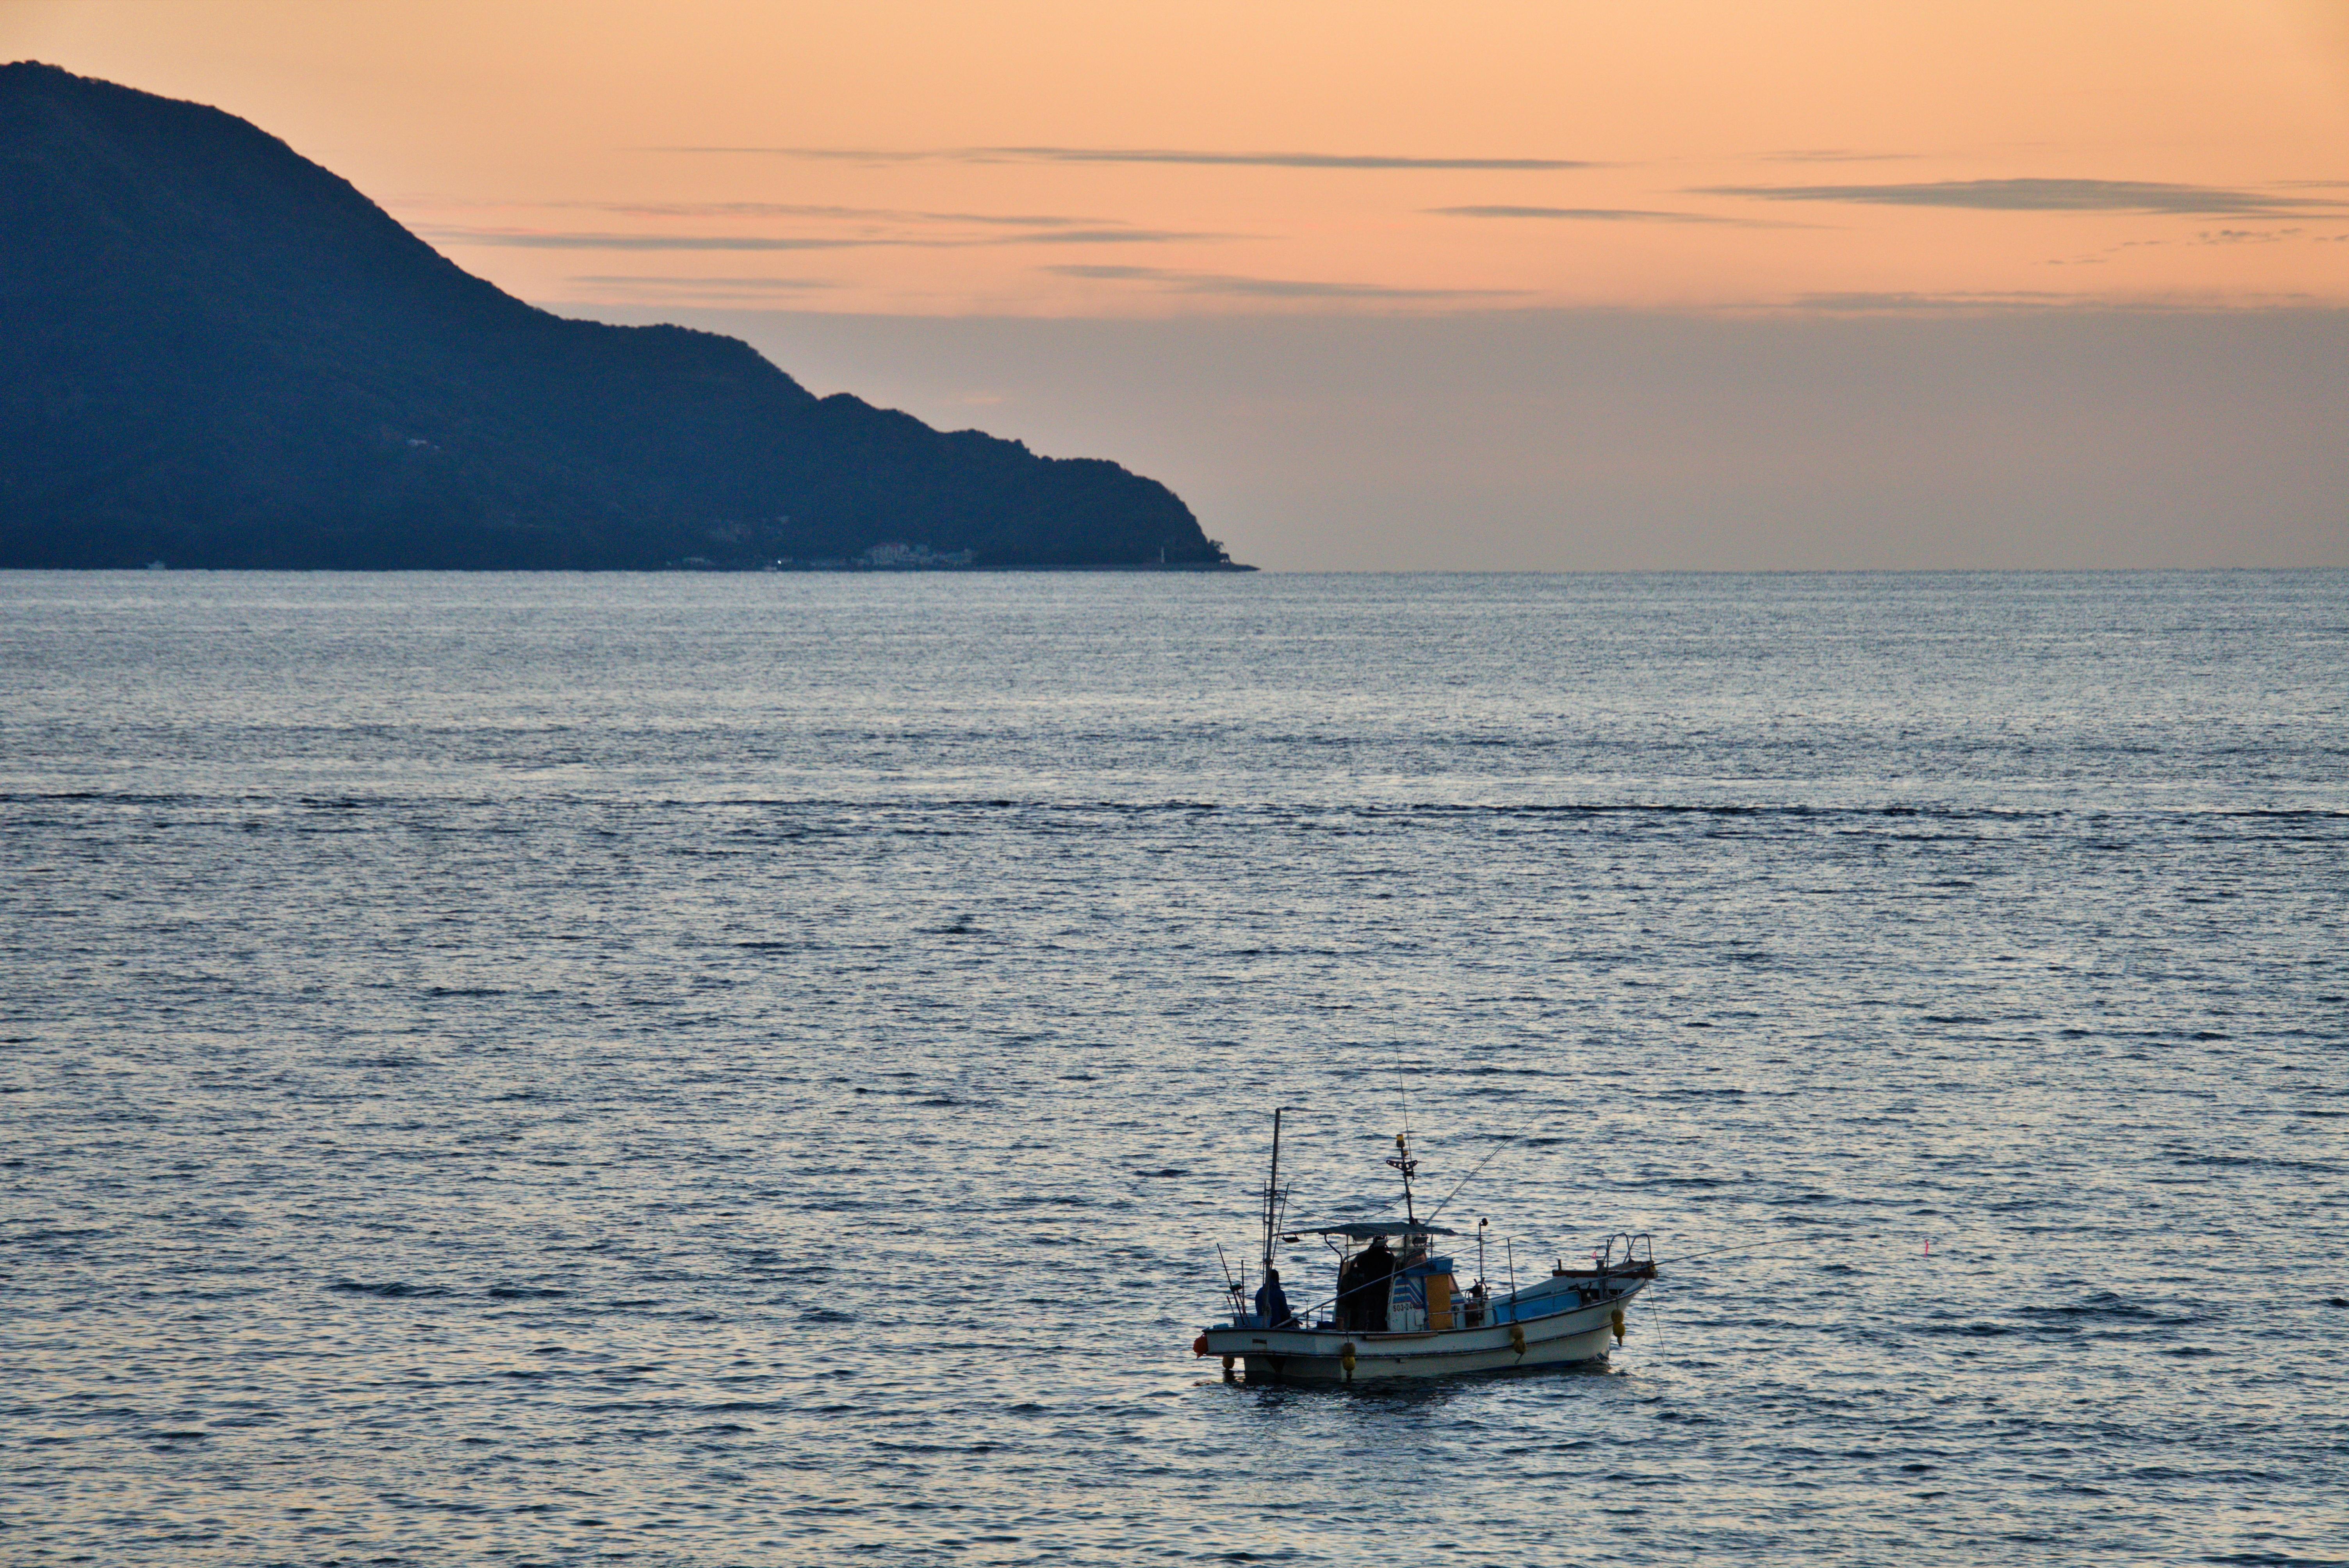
[0, 63, 1242, 572]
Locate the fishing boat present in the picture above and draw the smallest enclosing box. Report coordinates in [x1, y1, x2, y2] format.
[1192, 1108, 1656, 1384]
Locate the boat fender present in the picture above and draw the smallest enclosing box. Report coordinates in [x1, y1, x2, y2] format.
[1509, 1322, 1526, 1356]
[1221, 1354, 1235, 1383]
[1340, 1342, 1357, 1378]
[1611, 1308, 1626, 1343]
[1192, 1335, 1210, 1357]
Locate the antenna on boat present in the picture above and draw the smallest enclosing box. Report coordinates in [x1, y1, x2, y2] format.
[1388, 1130, 1419, 1224]
[1383, 1036, 1420, 1226]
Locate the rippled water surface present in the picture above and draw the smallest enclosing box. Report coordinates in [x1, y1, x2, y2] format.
[4, 570, 2346, 1566]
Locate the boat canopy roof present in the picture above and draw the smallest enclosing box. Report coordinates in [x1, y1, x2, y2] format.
[1297, 1221, 1459, 1239]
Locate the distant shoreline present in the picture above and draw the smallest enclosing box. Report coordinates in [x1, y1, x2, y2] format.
[676, 556, 1258, 573]
[932, 561, 1258, 574]
[82, 560, 1261, 574]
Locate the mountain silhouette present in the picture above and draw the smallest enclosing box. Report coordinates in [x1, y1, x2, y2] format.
[0, 62, 1234, 569]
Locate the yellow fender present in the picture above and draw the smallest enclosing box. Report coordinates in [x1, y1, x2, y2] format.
[1508, 1322, 1527, 1356]
[1611, 1308, 1627, 1343]
[1340, 1342, 1357, 1379]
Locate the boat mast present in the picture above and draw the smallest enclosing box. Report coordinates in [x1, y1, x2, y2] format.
[1389, 1130, 1419, 1225]
[1387, 1040, 1418, 1228]
[1261, 1107, 1286, 1268]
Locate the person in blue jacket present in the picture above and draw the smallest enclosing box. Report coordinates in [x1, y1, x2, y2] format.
[1254, 1265, 1298, 1329]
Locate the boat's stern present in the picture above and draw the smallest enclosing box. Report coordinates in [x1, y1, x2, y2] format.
[1194, 1322, 1344, 1381]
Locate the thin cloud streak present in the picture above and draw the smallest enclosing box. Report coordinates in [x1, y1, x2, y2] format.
[1791, 289, 2078, 313]
[1700, 177, 2346, 216]
[985, 146, 1590, 171]
[1759, 149, 1923, 163]
[1775, 288, 2338, 312]
[569, 274, 834, 289]
[1016, 228, 1237, 244]
[419, 227, 868, 252]
[397, 197, 1133, 228]
[1046, 263, 1520, 300]
[577, 200, 1106, 227]
[420, 224, 1227, 252]
[1431, 204, 1747, 224]
[658, 144, 1592, 171]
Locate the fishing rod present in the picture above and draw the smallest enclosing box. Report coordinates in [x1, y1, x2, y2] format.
[1389, 1040, 1412, 1149]
[1669, 1220, 2044, 1269]
[1422, 1127, 1530, 1227]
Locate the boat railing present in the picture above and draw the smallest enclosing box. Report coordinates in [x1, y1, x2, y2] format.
[1226, 1232, 1652, 1333]
[1230, 1273, 1451, 1332]
[1230, 1270, 1639, 1333]
[1597, 1231, 1654, 1271]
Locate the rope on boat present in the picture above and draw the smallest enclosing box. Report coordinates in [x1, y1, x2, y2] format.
[1667, 1233, 1889, 1267]
[1668, 1225, 1999, 1267]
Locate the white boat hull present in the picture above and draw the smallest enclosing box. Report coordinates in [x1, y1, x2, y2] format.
[1199, 1277, 1647, 1383]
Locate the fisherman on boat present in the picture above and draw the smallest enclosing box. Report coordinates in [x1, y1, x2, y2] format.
[1254, 1266, 1298, 1329]
[1337, 1233, 1395, 1332]
[1334, 1246, 1364, 1330]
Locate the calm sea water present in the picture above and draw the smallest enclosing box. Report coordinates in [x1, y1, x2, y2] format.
[3, 570, 2345, 1566]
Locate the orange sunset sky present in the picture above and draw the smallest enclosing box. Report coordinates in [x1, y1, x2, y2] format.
[13, 0, 2349, 316]
[9, 0, 2348, 568]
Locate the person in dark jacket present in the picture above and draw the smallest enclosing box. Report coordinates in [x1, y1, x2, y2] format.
[1335, 1251, 1366, 1331]
[1254, 1265, 1297, 1329]
[1340, 1235, 1395, 1332]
